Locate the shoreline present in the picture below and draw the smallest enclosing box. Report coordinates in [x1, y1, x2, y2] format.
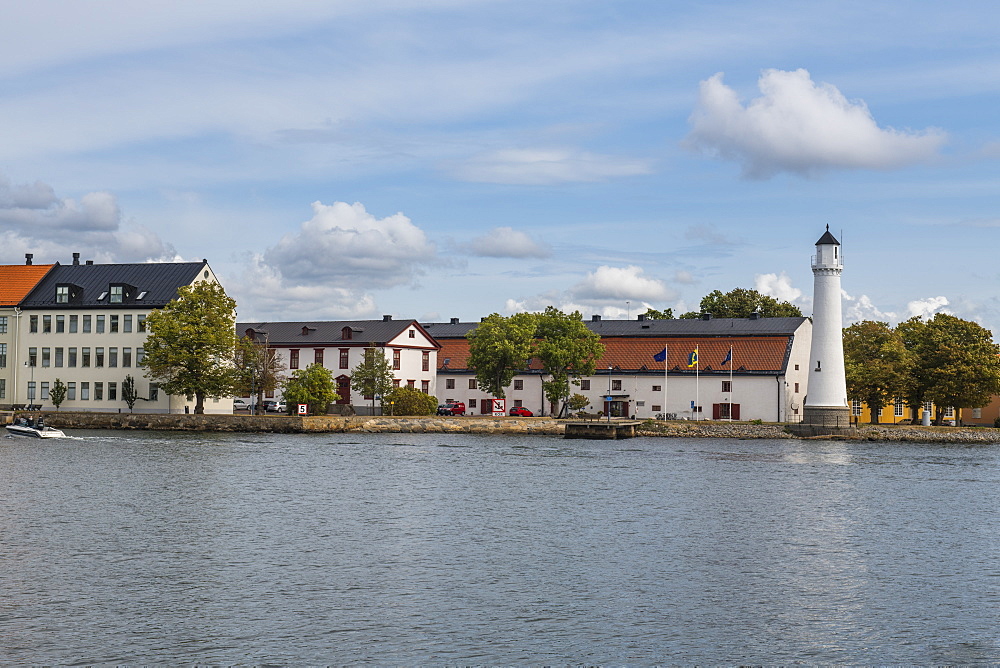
[12, 411, 1000, 443]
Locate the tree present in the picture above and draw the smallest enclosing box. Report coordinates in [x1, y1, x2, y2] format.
[50, 378, 67, 410]
[642, 307, 674, 319]
[234, 335, 285, 412]
[534, 306, 605, 416]
[895, 316, 933, 421]
[122, 374, 139, 412]
[351, 346, 395, 414]
[568, 393, 590, 413]
[141, 281, 237, 414]
[466, 312, 538, 399]
[679, 288, 802, 319]
[282, 364, 339, 415]
[384, 386, 437, 415]
[843, 321, 909, 423]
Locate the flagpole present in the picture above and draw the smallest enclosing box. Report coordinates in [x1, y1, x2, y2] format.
[729, 344, 733, 421]
[663, 343, 668, 420]
[695, 345, 700, 421]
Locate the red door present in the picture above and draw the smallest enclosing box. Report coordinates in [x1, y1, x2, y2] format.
[336, 375, 351, 405]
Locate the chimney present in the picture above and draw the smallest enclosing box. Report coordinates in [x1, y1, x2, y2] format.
[72, 252, 80, 265]
[25, 253, 32, 265]
[637, 313, 646, 321]
[85, 260, 93, 265]
[701, 312, 713, 321]
[382, 315, 392, 322]
[450, 317, 459, 325]
[750, 312, 761, 320]
[592, 315, 602, 321]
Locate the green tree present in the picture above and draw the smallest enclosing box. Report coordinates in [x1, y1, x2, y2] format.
[895, 316, 933, 421]
[568, 393, 590, 413]
[282, 363, 339, 415]
[384, 386, 437, 415]
[122, 374, 139, 412]
[534, 306, 605, 416]
[902, 314, 1000, 425]
[49, 378, 67, 410]
[141, 281, 237, 414]
[466, 312, 538, 399]
[679, 288, 802, 319]
[234, 335, 285, 412]
[843, 321, 909, 423]
[642, 307, 674, 319]
[351, 346, 395, 414]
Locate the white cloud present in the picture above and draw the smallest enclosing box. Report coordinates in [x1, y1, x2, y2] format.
[907, 295, 950, 319]
[673, 270, 697, 285]
[841, 291, 897, 324]
[464, 226, 550, 258]
[571, 265, 674, 303]
[452, 148, 654, 185]
[685, 69, 947, 178]
[755, 271, 802, 304]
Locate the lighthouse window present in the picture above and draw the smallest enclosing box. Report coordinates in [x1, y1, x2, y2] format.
[834, 247, 838, 259]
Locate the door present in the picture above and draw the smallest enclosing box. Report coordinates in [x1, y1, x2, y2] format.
[336, 375, 351, 405]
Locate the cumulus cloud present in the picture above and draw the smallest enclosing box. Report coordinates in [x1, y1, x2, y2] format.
[464, 226, 550, 258]
[452, 147, 654, 185]
[755, 271, 802, 304]
[0, 173, 175, 263]
[571, 265, 675, 303]
[842, 292, 897, 324]
[907, 295, 950, 319]
[685, 69, 947, 178]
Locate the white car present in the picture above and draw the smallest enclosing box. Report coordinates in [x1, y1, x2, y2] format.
[268, 401, 287, 413]
[233, 398, 250, 411]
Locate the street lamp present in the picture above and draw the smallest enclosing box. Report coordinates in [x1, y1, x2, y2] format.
[24, 359, 34, 403]
[607, 365, 612, 423]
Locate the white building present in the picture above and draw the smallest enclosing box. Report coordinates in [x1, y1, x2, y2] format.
[16, 254, 228, 413]
[425, 314, 812, 422]
[236, 317, 440, 412]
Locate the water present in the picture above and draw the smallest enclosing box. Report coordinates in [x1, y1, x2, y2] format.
[2, 430, 998, 665]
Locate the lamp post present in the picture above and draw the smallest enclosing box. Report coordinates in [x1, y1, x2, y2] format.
[607, 365, 612, 423]
[24, 359, 34, 404]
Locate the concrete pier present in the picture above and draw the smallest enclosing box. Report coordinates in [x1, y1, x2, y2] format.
[564, 420, 641, 439]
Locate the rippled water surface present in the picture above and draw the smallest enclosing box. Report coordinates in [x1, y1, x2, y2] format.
[2, 430, 999, 664]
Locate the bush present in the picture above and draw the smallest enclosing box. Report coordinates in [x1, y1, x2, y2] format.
[384, 387, 437, 416]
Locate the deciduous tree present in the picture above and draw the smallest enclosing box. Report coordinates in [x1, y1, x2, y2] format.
[680, 288, 801, 319]
[351, 346, 395, 414]
[282, 364, 339, 416]
[234, 335, 285, 412]
[50, 378, 67, 410]
[843, 321, 909, 423]
[466, 312, 538, 399]
[122, 374, 139, 412]
[534, 306, 605, 416]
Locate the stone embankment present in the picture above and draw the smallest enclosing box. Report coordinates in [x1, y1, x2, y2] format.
[9, 411, 1000, 443]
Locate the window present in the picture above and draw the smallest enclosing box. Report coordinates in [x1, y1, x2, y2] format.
[83, 315, 92, 333]
[95, 347, 105, 367]
[0, 316, 6, 334]
[895, 398, 904, 417]
[652, 385, 661, 392]
[69, 348, 77, 367]
[289, 349, 299, 369]
[108, 382, 117, 401]
[109, 347, 118, 367]
[341, 326, 353, 340]
[422, 351, 429, 372]
[27, 381, 36, 401]
[469, 378, 477, 390]
[392, 349, 400, 370]
[56, 315, 65, 333]
[82, 347, 91, 367]
[581, 380, 590, 390]
[67, 382, 76, 400]
[137, 315, 146, 332]
[55, 348, 63, 367]
[136, 347, 144, 365]
[794, 382, 800, 393]
[41, 382, 50, 400]
[110, 286, 123, 303]
[407, 380, 415, 388]
[722, 380, 732, 393]
[973, 408, 982, 419]
[123, 348, 132, 367]
[30, 315, 38, 333]
[123, 315, 133, 333]
[0, 379, 5, 399]
[56, 286, 70, 303]
[852, 399, 862, 416]
[149, 384, 159, 401]
[95, 382, 104, 401]
[945, 406, 954, 418]
[96, 315, 105, 333]
[43, 315, 51, 333]
[81, 382, 89, 400]
[652, 404, 661, 412]
[28, 347, 37, 366]
[110, 315, 119, 333]
[469, 399, 477, 408]
[69, 315, 78, 333]
[315, 349, 325, 366]
[409, 330, 416, 338]
[392, 379, 400, 388]
[514, 399, 523, 407]
[514, 379, 523, 390]
[42, 348, 51, 367]
[612, 379, 622, 391]
[795, 364, 799, 371]
[446, 379, 455, 389]
[340, 349, 349, 369]
[421, 380, 430, 393]
[0, 343, 5, 368]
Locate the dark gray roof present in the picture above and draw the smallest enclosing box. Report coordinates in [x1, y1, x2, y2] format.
[423, 316, 808, 339]
[816, 228, 840, 245]
[20, 262, 208, 309]
[237, 319, 435, 346]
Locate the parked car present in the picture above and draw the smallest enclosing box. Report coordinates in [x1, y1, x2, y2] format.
[233, 398, 250, 411]
[268, 401, 287, 413]
[509, 406, 533, 417]
[437, 401, 466, 416]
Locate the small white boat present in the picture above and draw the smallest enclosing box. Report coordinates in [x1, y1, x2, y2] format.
[6, 421, 67, 438]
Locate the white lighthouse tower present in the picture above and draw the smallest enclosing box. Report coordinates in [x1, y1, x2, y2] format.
[802, 226, 851, 430]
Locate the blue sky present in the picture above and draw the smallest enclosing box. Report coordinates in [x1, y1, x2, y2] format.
[2, 1, 999, 334]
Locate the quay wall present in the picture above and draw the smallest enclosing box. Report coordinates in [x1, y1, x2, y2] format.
[8, 411, 1000, 443]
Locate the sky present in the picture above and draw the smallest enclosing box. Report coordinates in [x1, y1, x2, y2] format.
[2, 0, 999, 335]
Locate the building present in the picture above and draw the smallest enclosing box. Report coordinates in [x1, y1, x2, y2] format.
[236, 317, 440, 412]
[0, 256, 56, 406]
[424, 314, 812, 421]
[16, 255, 227, 413]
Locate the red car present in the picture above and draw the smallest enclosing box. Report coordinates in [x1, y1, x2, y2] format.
[436, 401, 466, 416]
[509, 406, 533, 417]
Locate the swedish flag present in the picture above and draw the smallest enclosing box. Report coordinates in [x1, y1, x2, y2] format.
[687, 348, 698, 367]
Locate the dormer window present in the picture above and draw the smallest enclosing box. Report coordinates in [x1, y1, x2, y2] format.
[110, 286, 123, 303]
[342, 326, 353, 340]
[56, 286, 70, 303]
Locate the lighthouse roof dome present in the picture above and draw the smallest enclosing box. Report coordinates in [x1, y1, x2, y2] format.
[816, 225, 840, 246]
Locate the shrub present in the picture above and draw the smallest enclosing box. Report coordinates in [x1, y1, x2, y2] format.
[385, 387, 437, 416]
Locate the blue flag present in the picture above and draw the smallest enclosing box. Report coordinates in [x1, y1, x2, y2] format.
[653, 347, 667, 362]
[721, 349, 732, 366]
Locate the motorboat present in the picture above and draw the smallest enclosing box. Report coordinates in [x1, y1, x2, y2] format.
[5, 419, 66, 438]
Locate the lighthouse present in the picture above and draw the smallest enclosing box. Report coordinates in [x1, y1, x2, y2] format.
[802, 226, 851, 430]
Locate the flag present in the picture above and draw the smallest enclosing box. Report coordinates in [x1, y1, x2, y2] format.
[687, 348, 698, 367]
[653, 347, 667, 362]
[721, 348, 732, 366]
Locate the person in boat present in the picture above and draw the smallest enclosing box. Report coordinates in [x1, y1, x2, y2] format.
[25, 416, 34, 427]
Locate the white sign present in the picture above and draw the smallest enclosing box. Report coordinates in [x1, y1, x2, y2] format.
[492, 398, 505, 417]
[297, 404, 308, 415]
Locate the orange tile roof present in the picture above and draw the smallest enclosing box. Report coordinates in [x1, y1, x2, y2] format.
[439, 335, 793, 374]
[0, 265, 55, 306]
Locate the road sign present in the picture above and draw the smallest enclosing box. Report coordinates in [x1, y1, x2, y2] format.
[297, 404, 308, 415]
[492, 398, 505, 416]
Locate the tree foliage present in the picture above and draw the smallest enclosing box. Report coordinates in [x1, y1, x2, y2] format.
[351, 346, 395, 413]
[50, 378, 67, 409]
[534, 306, 605, 415]
[679, 288, 802, 319]
[384, 386, 437, 416]
[234, 335, 286, 412]
[282, 364, 339, 415]
[642, 307, 674, 319]
[466, 312, 537, 398]
[141, 281, 237, 414]
[843, 321, 909, 423]
[122, 374, 139, 412]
